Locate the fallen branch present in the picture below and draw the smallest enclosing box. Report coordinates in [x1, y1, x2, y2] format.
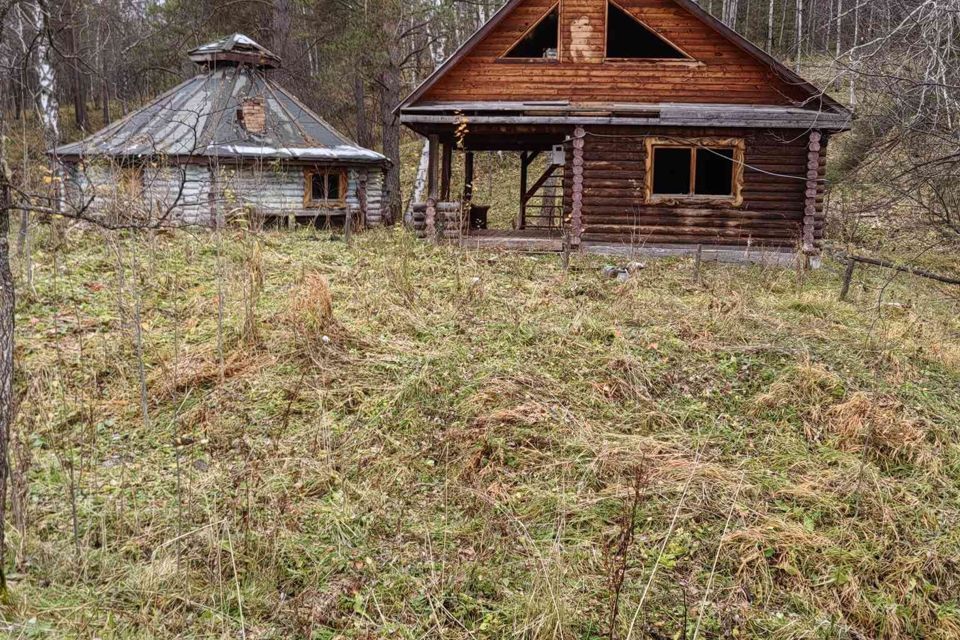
[836, 252, 960, 301]
[840, 253, 960, 285]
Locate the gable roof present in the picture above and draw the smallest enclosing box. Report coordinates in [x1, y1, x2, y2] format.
[53, 35, 387, 165]
[398, 0, 850, 116]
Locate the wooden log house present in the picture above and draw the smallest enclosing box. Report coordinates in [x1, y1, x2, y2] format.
[53, 34, 390, 228]
[398, 0, 852, 261]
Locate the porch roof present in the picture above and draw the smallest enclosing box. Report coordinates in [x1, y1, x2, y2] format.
[400, 101, 852, 131]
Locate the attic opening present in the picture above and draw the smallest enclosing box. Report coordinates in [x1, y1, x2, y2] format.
[504, 5, 559, 59]
[606, 1, 688, 59]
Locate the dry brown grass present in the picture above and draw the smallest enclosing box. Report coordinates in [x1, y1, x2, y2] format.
[9, 226, 960, 640]
[823, 392, 934, 466]
[285, 271, 338, 339]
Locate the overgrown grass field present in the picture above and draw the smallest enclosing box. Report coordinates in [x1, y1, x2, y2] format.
[4, 224, 960, 639]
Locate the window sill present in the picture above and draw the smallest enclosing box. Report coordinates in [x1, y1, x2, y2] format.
[495, 58, 560, 64]
[604, 58, 702, 66]
[304, 201, 348, 209]
[646, 195, 742, 207]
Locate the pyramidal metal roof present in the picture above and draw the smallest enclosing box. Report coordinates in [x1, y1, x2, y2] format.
[54, 35, 387, 165]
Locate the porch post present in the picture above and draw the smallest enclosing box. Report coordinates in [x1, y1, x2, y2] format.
[463, 151, 475, 204]
[570, 126, 585, 247]
[519, 151, 528, 229]
[427, 134, 440, 199]
[440, 142, 453, 201]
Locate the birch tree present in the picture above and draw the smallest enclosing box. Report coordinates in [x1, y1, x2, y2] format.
[29, 0, 59, 150]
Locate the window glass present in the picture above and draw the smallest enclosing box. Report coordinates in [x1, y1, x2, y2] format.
[695, 148, 734, 195]
[652, 147, 692, 194]
[327, 172, 341, 200]
[311, 173, 326, 201]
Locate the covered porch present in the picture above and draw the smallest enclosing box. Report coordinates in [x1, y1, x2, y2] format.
[405, 121, 584, 251]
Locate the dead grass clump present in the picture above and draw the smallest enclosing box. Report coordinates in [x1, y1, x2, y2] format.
[285, 272, 340, 341]
[751, 359, 843, 415]
[452, 401, 561, 485]
[601, 355, 655, 404]
[823, 392, 932, 466]
[152, 348, 264, 401]
[726, 516, 832, 587]
[468, 401, 554, 430]
[467, 374, 552, 405]
[581, 432, 680, 478]
[287, 577, 363, 634]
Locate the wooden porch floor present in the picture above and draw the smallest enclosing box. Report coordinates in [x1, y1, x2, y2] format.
[460, 228, 565, 252]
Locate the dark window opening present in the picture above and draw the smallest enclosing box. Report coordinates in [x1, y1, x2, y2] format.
[311, 173, 327, 201]
[695, 148, 734, 195]
[309, 169, 345, 204]
[505, 6, 559, 59]
[606, 2, 687, 59]
[327, 172, 341, 200]
[651, 145, 737, 197]
[652, 147, 692, 194]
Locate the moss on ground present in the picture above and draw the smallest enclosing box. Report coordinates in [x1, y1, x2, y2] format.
[3, 224, 960, 639]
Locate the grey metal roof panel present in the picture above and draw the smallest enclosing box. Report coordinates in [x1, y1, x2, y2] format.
[53, 59, 388, 165]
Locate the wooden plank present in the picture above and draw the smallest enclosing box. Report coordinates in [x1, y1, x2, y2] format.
[524, 163, 559, 200]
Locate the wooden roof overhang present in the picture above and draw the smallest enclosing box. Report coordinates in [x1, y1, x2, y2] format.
[397, 0, 853, 119]
[401, 101, 852, 139]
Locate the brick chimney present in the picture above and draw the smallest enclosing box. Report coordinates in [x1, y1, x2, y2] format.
[238, 97, 266, 134]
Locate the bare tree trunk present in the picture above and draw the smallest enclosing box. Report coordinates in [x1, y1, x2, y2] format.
[62, 0, 88, 132]
[406, 17, 446, 221]
[722, 0, 739, 27]
[378, 56, 401, 225]
[30, 0, 62, 219]
[834, 0, 843, 89]
[31, 0, 60, 148]
[0, 116, 15, 600]
[795, 0, 804, 71]
[98, 21, 110, 125]
[849, 0, 859, 106]
[271, 0, 292, 61]
[407, 140, 430, 224]
[354, 73, 369, 148]
[766, 0, 775, 51]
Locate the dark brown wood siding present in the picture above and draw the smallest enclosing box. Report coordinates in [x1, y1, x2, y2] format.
[562, 126, 828, 248]
[422, 0, 812, 106]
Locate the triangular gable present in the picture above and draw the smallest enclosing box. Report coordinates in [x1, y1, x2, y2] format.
[398, 0, 849, 114]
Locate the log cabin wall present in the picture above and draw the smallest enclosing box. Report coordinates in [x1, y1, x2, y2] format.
[421, 0, 814, 106]
[562, 126, 828, 248]
[63, 161, 387, 228]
